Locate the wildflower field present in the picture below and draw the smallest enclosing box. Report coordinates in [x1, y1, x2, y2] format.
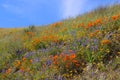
[0, 4, 120, 80]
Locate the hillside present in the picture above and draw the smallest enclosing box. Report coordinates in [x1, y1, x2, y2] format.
[0, 4, 120, 80]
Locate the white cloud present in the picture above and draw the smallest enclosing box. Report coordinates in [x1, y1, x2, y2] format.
[2, 4, 23, 14]
[61, 0, 88, 18]
[1, 0, 47, 17]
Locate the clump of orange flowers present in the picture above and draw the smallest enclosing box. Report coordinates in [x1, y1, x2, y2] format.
[95, 18, 102, 24]
[6, 68, 12, 74]
[90, 33, 95, 37]
[112, 15, 119, 20]
[13, 57, 33, 73]
[15, 60, 21, 67]
[42, 36, 49, 42]
[52, 53, 80, 69]
[22, 57, 27, 61]
[51, 52, 85, 76]
[30, 59, 33, 63]
[40, 35, 59, 43]
[70, 54, 76, 59]
[101, 39, 111, 45]
[32, 38, 41, 46]
[51, 22, 63, 27]
[26, 31, 36, 37]
[88, 22, 94, 28]
[81, 14, 120, 29]
[20, 66, 25, 72]
[49, 35, 59, 42]
[89, 30, 100, 37]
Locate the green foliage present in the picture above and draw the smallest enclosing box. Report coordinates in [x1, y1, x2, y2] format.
[49, 47, 62, 56]
[24, 25, 36, 32]
[35, 42, 46, 50]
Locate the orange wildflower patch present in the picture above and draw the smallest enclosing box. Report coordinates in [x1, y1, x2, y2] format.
[80, 23, 84, 27]
[53, 61, 58, 65]
[112, 15, 119, 20]
[49, 35, 58, 42]
[101, 39, 111, 45]
[90, 33, 95, 37]
[16, 60, 21, 65]
[49, 65, 53, 68]
[6, 68, 12, 74]
[42, 36, 48, 41]
[70, 54, 76, 59]
[30, 59, 33, 63]
[75, 63, 80, 67]
[53, 55, 58, 61]
[60, 53, 64, 58]
[15, 60, 21, 67]
[26, 32, 36, 36]
[89, 30, 100, 37]
[64, 54, 70, 61]
[96, 18, 102, 24]
[52, 53, 82, 73]
[51, 22, 63, 27]
[66, 62, 71, 68]
[95, 30, 100, 33]
[32, 38, 41, 46]
[72, 60, 78, 63]
[22, 57, 26, 61]
[63, 28, 67, 31]
[20, 66, 25, 72]
[88, 22, 94, 28]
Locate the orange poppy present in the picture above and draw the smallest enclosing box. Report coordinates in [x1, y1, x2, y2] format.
[16, 60, 21, 65]
[95, 30, 100, 33]
[64, 55, 70, 61]
[70, 54, 76, 59]
[30, 59, 33, 63]
[88, 22, 94, 28]
[20, 67, 25, 71]
[75, 63, 80, 67]
[53, 61, 58, 65]
[101, 39, 111, 45]
[53, 55, 58, 61]
[72, 60, 78, 63]
[66, 62, 70, 68]
[6, 68, 12, 74]
[96, 19, 102, 24]
[22, 57, 26, 61]
[112, 15, 119, 20]
[80, 23, 84, 27]
[26, 32, 36, 36]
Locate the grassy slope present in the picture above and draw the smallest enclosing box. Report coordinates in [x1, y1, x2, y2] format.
[0, 4, 120, 80]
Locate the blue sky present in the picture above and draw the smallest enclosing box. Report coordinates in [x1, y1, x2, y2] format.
[0, 0, 120, 28]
